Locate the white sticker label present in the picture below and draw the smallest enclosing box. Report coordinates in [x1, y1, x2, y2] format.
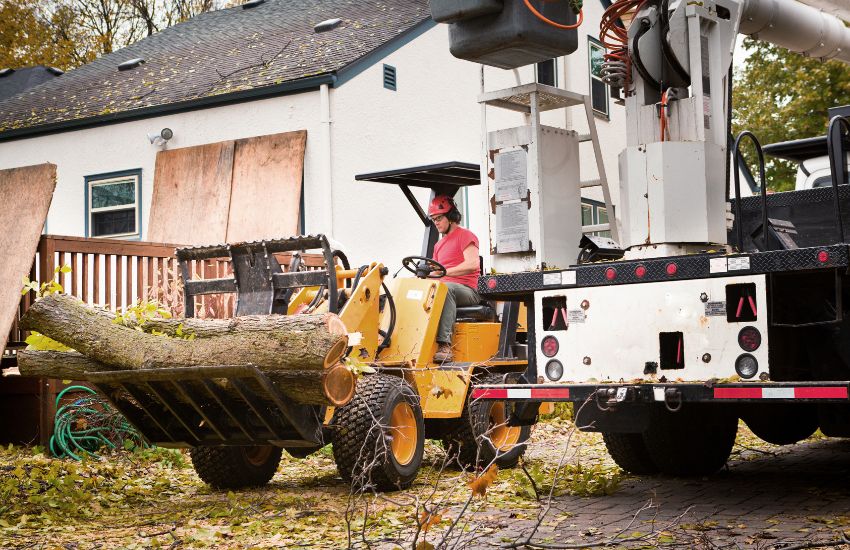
[616, 387, 628, 402]
[561, 271, 577, 285]
[709, 257, 727, 274]
[567, 310, 586, 323]
[406, 289, 424, 300]
[543, 272, 561, 286]
[728, 257, 750, 271]
[653, 387, 665, 401]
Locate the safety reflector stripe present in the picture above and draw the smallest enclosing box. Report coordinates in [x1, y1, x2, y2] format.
[471, 387, 570, 400]
[714, 386, 849, 399]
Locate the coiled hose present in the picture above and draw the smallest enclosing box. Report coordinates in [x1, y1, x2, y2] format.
[50, 385, 147, 460]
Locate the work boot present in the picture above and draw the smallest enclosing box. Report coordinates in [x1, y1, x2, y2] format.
[433, 343, 453, 362]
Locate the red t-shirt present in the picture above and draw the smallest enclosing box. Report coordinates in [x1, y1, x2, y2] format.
[434, 226, 480, 289]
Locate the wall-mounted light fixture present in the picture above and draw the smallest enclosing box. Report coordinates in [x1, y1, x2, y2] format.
[147, 127, 173, 147]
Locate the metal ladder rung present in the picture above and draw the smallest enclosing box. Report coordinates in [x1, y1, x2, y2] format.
[582, 223, 610, 233]
[580, 179, 602, 188]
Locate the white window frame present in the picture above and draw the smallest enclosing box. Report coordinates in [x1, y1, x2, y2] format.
[536, 58, 558, 87]
[87, 172, 141, 239]
[588, 36, 609, 118]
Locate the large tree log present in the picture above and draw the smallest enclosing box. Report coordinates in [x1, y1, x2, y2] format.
[17, 350, 355, 406]
[22, 294, 348, 372]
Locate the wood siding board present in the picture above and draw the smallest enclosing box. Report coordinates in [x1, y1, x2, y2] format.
[148, 142, 235, 246]
[226, 131, 306, 243]
[0, 164, 56, 355]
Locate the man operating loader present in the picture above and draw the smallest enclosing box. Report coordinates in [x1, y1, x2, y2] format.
[428, 195, 482, 362]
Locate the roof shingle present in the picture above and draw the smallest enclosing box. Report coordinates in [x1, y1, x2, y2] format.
[0, 0, 429, 136]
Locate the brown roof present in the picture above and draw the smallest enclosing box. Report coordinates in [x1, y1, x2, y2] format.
[0, 0, 430, 139]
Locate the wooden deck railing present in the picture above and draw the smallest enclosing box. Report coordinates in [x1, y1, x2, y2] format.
[9, 235, 325, 347]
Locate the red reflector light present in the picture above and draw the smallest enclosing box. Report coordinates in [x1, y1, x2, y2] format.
[666, 263, 678, 276]
[818, 250, 830, 263]
[738, 326, 762, 352]
[635, 265, 646, 278]
[486, 278, 497, 289]
[605, 268, 617, 280]
[541, 335, 559, 357]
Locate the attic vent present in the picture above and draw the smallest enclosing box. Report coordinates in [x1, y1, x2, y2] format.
[314, 18, 342, 33]
[242, 0, 265, 8]
[0, 68, 13, 78]
[47, 67, 64, 76]
[383, 64, 397, 91]
[118, 58, 145, 71]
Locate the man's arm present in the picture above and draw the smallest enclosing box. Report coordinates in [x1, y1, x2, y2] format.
[443, 244, 479, 277]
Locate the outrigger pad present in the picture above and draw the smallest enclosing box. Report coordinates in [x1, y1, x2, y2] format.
[0, 164, 56, 356]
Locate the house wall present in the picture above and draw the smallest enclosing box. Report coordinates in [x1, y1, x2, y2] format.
[0, 9, 626, 275]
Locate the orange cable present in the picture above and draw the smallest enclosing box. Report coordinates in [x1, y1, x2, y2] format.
[523, 0, 584, 29]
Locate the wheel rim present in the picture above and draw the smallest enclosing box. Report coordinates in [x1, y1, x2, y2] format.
[389, 402, 418, 466]
[243, 446, 274, 466]
[489, 402, 521, 451]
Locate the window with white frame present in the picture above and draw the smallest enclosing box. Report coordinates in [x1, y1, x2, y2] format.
[86, 170, 141, 238]
[581, 198, 612, 237]
[588, 36, 609, 118]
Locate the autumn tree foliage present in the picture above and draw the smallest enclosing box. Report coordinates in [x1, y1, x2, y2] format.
[0, 0, 228, 71]
[733, 38, 850, 191]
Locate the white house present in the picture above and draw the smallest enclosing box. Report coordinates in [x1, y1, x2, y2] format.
[0, 0, 625, 271]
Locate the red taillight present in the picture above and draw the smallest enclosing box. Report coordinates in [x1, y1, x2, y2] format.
[635, 265, 646, 278]
[666, 263, 678, 276]
[818, 250, 830, 263]
[486, 278, 497, 289]
[738, 326, 762, 352]
[605, 268, 617, 281]
[541, 335, 559, 357]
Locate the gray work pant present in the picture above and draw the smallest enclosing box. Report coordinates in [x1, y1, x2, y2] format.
[437, 282, 481, 344]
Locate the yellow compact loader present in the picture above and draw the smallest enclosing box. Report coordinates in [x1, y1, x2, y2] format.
[87, 165, 534, 491]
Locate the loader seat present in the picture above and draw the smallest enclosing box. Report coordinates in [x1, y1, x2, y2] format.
[455, 256, 496, 322]
[456, 303, 497, 322]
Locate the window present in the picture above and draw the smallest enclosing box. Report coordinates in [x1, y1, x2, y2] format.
[383, 64, 397, 91]
[536, 58, 557, 87]
[581, 198, 612, 238]
[86, 170, 141, 238]
[588, 36, 609, 118]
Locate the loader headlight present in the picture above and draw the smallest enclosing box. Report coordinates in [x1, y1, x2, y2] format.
[545, 359, 564, 381]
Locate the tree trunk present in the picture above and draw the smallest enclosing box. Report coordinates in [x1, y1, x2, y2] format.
[17, 349, 355, 406]
[21, 294, 348, 372]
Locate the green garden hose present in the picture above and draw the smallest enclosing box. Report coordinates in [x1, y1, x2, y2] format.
[50, 385, 147, 460]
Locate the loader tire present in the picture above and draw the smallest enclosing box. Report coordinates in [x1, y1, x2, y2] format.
[331, 374, 424, 491]
[442, 373, 530, 470]
[641, 405, 737, 477]
[602, 432, 660, 475]
[190, 445, 282, 490]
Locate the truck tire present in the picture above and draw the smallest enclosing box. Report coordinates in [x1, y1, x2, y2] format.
[743, 405, 818, 445]
[331, 373, 424, 491]
[641, 405, 737, 477]
[601, 432, 659, 475]
[442, 373, 530, 469]
[190, 445, 282, 489]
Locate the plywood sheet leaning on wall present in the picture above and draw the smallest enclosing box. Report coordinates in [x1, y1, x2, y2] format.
[226, 130, 307, 243]
[148, 141, 235, 246]
[0, 163, 56, 356]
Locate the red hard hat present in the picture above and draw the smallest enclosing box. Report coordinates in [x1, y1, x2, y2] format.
[428, 195, 454, 216]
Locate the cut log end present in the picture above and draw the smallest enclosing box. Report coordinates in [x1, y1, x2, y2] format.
[323, 337, 349, 369]
[322, 363, 356, 406]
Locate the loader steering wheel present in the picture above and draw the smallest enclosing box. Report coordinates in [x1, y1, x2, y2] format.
[402, 256, 447, 279]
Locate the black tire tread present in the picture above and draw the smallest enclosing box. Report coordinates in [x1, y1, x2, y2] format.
[602, 432, 660, 475]
[190, 446, 282, 490]
[642, 406, 737, 477]
[442, 373, 530, 469]
[331, 373, 423, 491]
